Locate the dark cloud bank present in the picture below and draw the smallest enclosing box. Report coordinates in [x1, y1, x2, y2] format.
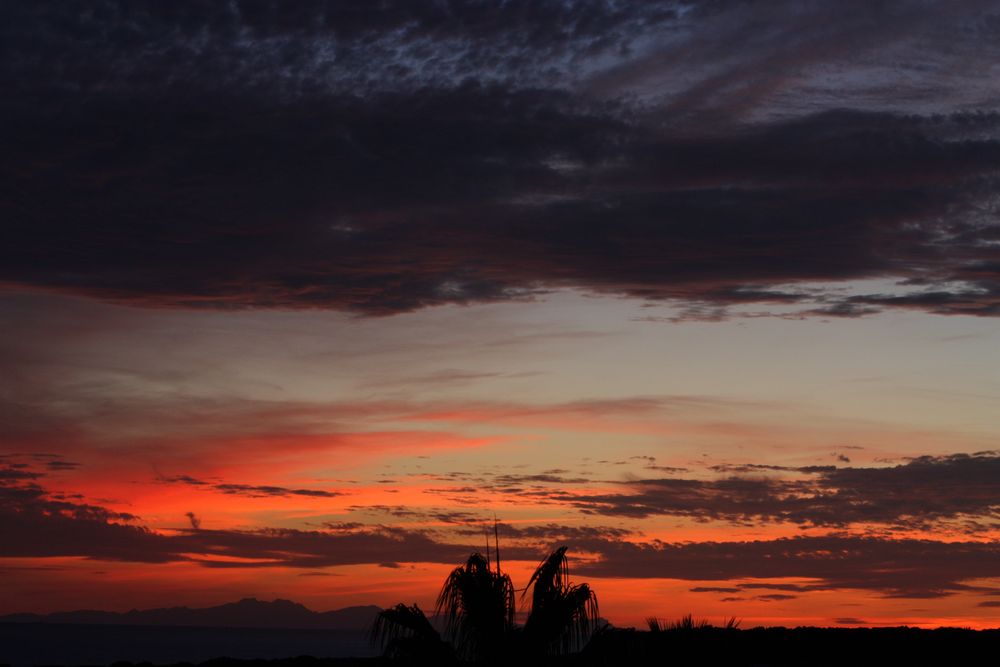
[3, 1, 1000, 318]
[382, 452, 1000, 534]
[565, 452, 1000, 530]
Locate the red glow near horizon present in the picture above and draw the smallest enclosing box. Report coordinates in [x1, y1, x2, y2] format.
[2, 292, 999, 630]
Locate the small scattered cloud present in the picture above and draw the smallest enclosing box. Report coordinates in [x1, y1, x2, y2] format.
[213, 483, 342, 499]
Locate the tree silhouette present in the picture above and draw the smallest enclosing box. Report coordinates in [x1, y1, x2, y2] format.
[371, 545, 599, 662]
[436, 552, 515, 662]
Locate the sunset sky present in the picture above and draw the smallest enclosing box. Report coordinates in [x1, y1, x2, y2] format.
[2, 1, 999, 630]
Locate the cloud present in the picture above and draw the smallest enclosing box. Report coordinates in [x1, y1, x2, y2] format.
[755, 594, 797, 601]
[158, 473, 342, 499]
[473, 523, 633, 543]
[486, 473, 592, 487]
[2, 4, 999, 318]
[0, 470, 538, 567]
[165, 475, 209, 486]
[344, 506, 486, 525]
[212, 483, 342, 499]
[0, 1, 679, 96]
[3, 468, 998, 599]
[0, 466, 43, 482]
[344, 509, 634, 544]
[563, 453, 1000, 529]
[0, 390, 742, 468]
[690, 583, 815, 596]
[359, 369, 539, 390]
[575, 535, 1000, 599]
[0, 471, 167, 563]
[737, 583, 814, 593]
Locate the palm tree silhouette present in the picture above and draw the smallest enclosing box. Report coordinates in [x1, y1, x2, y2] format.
[521, 546, 599, 655]
[371, 545, 599, 662]
[438, 551, 515, 661]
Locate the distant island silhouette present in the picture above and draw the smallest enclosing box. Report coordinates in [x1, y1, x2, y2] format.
[0, 597, 380, 631]
[3, 592, 998, 666]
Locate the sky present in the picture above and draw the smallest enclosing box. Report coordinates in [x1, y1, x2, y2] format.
[1, 0, 999, 630]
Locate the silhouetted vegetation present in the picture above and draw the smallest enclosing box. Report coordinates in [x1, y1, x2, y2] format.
[369, 603, 453, 662]
[371, 546, 599, 663]
[646, 614, 740, 632]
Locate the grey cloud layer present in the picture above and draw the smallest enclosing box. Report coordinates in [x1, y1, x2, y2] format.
[576, 535, 1000, 599]
[565, 453, 1000, 529]
[2, 2, 1000, 317]
[5, 2, 996, 108]
[0, 1, 685, 96]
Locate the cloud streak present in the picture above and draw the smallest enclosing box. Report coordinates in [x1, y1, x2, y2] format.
[162, 475, 343, 499]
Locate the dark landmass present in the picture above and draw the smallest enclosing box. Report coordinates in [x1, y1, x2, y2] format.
[580, 626, 1000, 666]
[0, 598, 380, 630]
[0, 623, 377, 667]
[3, 624, 999, 667]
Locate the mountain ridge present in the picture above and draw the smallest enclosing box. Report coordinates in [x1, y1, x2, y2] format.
[0, 597, 381, 630]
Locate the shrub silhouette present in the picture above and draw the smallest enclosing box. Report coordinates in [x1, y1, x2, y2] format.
[371, 545, 599, 662]
[646, 614, 740, 632]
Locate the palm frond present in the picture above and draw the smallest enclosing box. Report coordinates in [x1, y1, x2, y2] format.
[523, 546, 569, 609]
[369, 602, 442, 654]
[523, 546, 600, 655]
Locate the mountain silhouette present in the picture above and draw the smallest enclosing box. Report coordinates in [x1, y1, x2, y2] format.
[0, 597, 380, 630]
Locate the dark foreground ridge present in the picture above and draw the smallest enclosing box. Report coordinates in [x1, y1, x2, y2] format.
[581, 625, 1000, 666]
[3, 625, 999, 667]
